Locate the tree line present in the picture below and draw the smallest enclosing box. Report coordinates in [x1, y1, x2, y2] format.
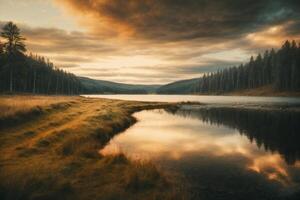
[0, 22, 83, 95]
[196, 40, 300, 93]
[173, 108, 300, 165]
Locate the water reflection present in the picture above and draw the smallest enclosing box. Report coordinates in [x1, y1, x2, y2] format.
[172, 107, 300, 165]
[86, 94, 300, 105]
[101, 108, 300, 200]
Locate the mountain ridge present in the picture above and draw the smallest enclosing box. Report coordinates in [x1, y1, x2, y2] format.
[79, 77, 161, 94]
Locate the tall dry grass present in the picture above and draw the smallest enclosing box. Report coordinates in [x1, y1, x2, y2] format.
[0, 95, 75, 119]
[0, 95, 183, 200]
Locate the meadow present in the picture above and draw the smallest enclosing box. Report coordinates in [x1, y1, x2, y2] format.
[0, 95, 184, 200]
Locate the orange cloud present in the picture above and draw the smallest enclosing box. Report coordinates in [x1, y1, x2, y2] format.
[56, 0, 300, 43]
[246, 21, 300, 47]
[3, 0, 300, 84]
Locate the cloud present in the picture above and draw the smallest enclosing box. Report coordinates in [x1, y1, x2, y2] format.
[58, 0, 300, 43]
[21, 26, 117, 55]
[72, 61, 241, 84]
[53, 55, 95, 63]
[2, 0, 300, 84]
[0, 20, 117, 67]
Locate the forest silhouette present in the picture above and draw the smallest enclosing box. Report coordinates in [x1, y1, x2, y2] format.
[0, 22, 82, 94]
[0, 21, 300, 95]
[195, 41, 300, 93]
[172, 107, 300, 165]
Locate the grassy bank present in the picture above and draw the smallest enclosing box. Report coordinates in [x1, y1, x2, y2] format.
[226, 85, 300, 97]
[0, 95, 184, 200]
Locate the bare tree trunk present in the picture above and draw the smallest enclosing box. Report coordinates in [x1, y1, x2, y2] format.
[68, 80, 70, 95]
[55, 76, 59, 94]
[47, 76, 51, 94]
[9, 66, 13, 93]
[61, 79, 64, 94]
[33, 70, 36, 94]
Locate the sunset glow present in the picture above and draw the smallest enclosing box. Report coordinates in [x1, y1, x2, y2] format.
[1, 0, 300, 84]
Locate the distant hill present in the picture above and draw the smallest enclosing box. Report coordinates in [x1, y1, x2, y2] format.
[156, 78, 200, 94]
[79, 77, 160, 94]
[157, 40, 300, 95]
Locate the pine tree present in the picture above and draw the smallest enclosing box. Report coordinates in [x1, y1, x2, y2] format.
[0, 21, 84, 95]
[1, 22, 26, 56]
[196, 40, 300, 94]
[1, 22, 26, 92]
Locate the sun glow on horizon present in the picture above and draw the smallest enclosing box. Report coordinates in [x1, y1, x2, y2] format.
[1, 0, 299, 84]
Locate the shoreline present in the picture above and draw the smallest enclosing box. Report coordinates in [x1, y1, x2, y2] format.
[218, 85, 300, 97]
[0, 95, 183, 200]
[0, 95, 299, 199]
[3, 91, 300, 98]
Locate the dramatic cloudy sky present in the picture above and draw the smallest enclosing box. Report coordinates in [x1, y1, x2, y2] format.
[1, 0, 300, 84]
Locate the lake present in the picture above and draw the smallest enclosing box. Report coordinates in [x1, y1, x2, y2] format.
[84, 94, 300, 106]
[92, 95, 300, 199]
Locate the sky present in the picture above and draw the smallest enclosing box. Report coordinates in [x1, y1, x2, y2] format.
[0, 0, 300, 84]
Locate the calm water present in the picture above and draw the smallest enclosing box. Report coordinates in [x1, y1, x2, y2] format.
[85, 94, 300, 105]
[101, 107, 300, 200]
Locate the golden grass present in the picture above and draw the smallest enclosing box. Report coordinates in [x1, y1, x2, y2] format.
[0, 95, 76, 119]
[0, 95, 183, 200]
